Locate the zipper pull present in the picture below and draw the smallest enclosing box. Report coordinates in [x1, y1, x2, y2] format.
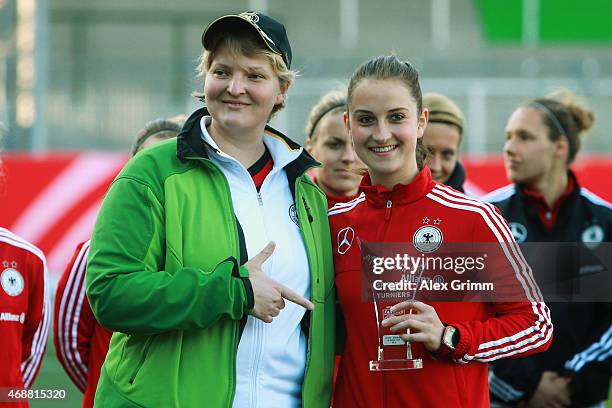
[385, 199, 392, 221]
[302, 197, 314, 223]
[257, 192, 263, 206]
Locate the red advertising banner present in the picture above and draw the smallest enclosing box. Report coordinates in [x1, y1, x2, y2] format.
[1, 153, 611, 277]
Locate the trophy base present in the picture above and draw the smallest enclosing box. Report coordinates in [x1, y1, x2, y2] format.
[369, 358, 423, 371]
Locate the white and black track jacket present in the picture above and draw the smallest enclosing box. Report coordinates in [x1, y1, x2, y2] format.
[484, 171, 612, 407]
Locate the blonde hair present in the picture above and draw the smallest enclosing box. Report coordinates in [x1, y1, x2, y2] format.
[193, 29, 297, 119]
[527, 90, 595, 164]
[305, 89, 347, 141]
[347, 55, 428, 170]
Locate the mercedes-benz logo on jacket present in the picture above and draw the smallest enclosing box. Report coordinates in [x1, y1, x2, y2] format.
[337, 227, 355, 255]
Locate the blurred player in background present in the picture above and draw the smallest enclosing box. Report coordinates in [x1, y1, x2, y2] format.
[86, 11, 335, 408]
[53, 116, 185, 408]
[129, 116, 187, 156]
[1, 128, 50, 407]
[305, 89, 363, 395]
[422, 92, 467, 192]
[305, 89, 363, 207]
[485, 91, 611, 408]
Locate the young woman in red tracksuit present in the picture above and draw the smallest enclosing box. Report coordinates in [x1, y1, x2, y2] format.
[0, 228, 49, 408]
[305, 89, 363, 208]
[328, 55, 554, 408]
[1, 138, 49, 408]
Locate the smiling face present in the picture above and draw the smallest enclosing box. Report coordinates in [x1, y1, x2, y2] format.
[423, 122, 461, 184]
[307, 110, 363, 197]
[347, 78, 428, 189]
[204, 44, 286, 139]
[503, 106, 565, 185]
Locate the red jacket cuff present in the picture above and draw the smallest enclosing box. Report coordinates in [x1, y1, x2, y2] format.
[449, 322, 471, 361]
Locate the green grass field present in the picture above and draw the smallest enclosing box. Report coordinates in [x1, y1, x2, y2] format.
[29, 336, 81, 407]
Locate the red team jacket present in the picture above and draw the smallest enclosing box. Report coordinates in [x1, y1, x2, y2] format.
[328, 168, 553, 408]
[53, 240, 112, 408]
[0, 228, 49, 408]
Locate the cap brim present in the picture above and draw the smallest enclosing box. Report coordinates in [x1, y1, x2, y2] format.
[201, 15, 282, 58]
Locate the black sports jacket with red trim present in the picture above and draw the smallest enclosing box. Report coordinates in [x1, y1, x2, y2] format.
[485, 172, 612, 407]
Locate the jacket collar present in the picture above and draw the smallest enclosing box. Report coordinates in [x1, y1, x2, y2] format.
[514, 170, 603, 231]
[443, 161, 466, 193]
[360, 166, 437, 207]
[312, 177, 360, 208]
[517, 170, 580, 206]
[176, 107, 319, 187]
[177, 107, 211, 160]
[199, 116, 306, 172]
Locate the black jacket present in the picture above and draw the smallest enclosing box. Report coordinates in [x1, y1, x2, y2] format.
[484, 171, 612, 408]
[444, 161, 466, 193]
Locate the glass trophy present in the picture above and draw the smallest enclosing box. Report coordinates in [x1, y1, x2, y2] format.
[364, 243, 424, 371]
[369, 299, 423, 371]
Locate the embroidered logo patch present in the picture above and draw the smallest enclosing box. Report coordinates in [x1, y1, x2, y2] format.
[1, 268, 25, 297]
[508, 222, 528, 243]
[239, 12, 260, 23]
[582, 224, 604, 249]
[337, 227, 355, 255]
[289, 204, 300, 228]
[412, 226, 443, 253]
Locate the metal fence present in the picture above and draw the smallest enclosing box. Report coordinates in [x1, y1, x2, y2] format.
[2, 0, 612, 154]
[41, 68, 612, 155]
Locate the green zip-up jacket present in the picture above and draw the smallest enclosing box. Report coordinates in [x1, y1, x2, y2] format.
[86, 109, 335, 407]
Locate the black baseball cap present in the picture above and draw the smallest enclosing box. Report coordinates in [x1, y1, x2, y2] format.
[202, 12, 292, 69]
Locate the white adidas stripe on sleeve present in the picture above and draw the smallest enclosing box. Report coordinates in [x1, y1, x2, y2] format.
[56, 241, 91, 390]
[428, 185, 552, 362]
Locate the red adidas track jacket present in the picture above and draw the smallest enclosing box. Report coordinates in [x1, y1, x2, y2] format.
[0, 228, 49, 408]
[329, 167, 553, 408]
[53, 240, 112, 408]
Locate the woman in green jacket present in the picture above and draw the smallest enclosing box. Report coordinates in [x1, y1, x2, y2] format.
[87, 12, 335, 408]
